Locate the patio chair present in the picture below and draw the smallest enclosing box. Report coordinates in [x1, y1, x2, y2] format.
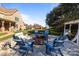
[45, 34, 70, 56]
[16, 39, 34, 56]
[43, 29, 49, 42]
[20, 38, 34, 52]
[59, 33, 69, 40]
[52, 38, 64, 56]
[12, 35, 25, 46]
[13, 45, 28, 56]
[52, 34, 70, 56]
[53, 37, 64, 48]
[12, 35, 34, 55]
[45, 36, 64, 56]
[44, 41, 53, 55]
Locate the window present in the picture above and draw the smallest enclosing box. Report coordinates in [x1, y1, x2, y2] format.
[15, 17, 19, 21]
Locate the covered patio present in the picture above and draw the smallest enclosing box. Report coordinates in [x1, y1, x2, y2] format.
[0, 18, 16, 32]
[64, 20, 79, 45]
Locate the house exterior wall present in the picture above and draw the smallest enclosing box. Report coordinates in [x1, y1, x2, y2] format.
[0, 10, 25, 32]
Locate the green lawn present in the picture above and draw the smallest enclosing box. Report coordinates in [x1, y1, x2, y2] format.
[0, 34, 13, 41]
[0, 32, 6, 36]
[0, 30, 28, 41]
[0, 29, 45, 41]
[0, 32, 14, 41]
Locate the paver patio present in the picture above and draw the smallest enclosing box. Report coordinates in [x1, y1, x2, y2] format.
[0, 35, 79, 56]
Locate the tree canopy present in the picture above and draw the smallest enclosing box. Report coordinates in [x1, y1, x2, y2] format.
[46, 3, 79, 35]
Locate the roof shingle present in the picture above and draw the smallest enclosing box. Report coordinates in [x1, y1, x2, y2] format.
[0, 7, 17, 16]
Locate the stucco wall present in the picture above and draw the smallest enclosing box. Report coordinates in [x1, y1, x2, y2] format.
[1, 11, 25, 31]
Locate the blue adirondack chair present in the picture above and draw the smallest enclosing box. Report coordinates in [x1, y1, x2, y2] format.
[45, 35, 64, 56]
[20, 38, 34, 52]
[53, 37, 64, 48]
[52, 34, 69, 56]
[44, 41, 53, 55]
[18, 39, 34, 56]
[52, 37, 64, 56]
[12, 35, 34, 56]
[43, 29, 49, 42]
[13, 35, 25, 46]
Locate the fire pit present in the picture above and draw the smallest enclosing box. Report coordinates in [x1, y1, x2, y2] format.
[32, 35, 45, 45]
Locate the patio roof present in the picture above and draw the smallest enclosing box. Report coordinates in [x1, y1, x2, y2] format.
[65, 19, 79, 25]
[0, 18, 16, 22]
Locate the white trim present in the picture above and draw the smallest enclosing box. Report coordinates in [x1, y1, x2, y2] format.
[65, 19, 79, 25]
[77, 23, 79, 45]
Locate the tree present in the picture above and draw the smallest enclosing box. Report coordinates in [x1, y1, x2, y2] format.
[46, 3, 79, 35]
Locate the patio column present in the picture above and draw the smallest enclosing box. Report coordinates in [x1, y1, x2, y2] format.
[64, 24, 67, 35]
[15, 23, 19, 31]
[1, 21, 5, 32]
[77, 23, 79, 45]
[64, 24, 66, 35]
[69, 24, 71, 33]
[9, 22, 11, 31]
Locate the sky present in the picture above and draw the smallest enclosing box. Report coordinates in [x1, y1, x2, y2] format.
[2, 3, 60, 26]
